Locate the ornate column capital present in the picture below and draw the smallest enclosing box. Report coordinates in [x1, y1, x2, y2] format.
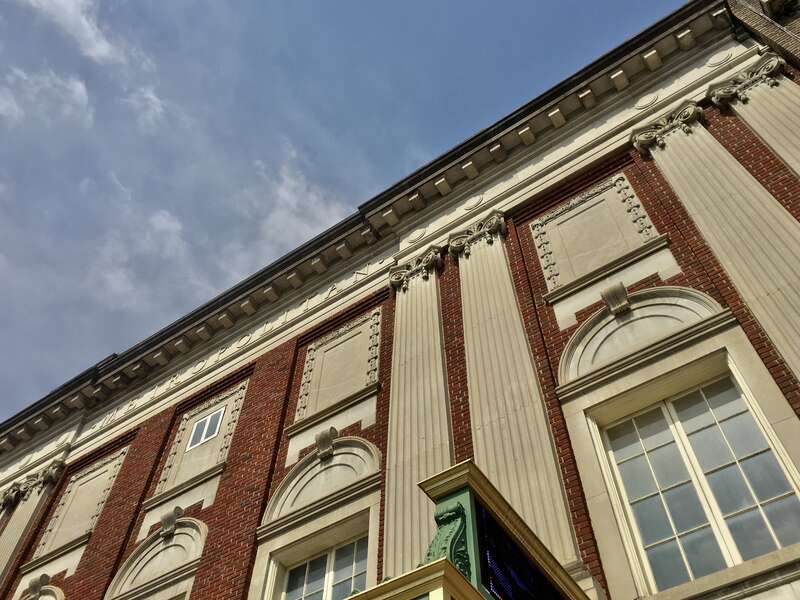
[389, 245, 444, 291]
[631, 101, 704, 156]
[447, 210, 507, 258]
[707, 52, 786, 107]
[1, 458, 65, 512]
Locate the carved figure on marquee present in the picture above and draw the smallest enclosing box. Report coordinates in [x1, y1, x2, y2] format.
[448, 210, 507, 258]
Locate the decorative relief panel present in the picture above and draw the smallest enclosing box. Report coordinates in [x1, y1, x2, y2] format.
[155, 382, 247, 495]
[530, 174, 657, 292]
[295, 309, 381, 421]
[34, 447, 128, 559]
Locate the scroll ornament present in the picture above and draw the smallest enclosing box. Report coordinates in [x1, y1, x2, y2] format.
[389, 246, 443, 291]
[1, 458, 65, 512]
[448, 210, 507, 258]
[422, 500, 471, 580]
[708, 52, 786, 107]
[631, 101, 703, 156]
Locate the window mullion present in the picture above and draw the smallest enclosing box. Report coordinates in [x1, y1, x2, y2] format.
[665, 401, 741, 565]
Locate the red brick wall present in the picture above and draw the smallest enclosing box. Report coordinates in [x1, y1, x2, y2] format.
[439, 253, 473, 463]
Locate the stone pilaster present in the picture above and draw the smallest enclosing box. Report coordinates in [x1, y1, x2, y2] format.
[708, 52, 800, 177]
[383, 245, 453, 577]
[448, 212, 578, 566]
[632, 101, 800, 381]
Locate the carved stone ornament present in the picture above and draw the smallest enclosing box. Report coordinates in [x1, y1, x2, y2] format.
[1, 458, 65, 512]
[707, 52, 786, 107]
[423, 500, 471, 580]
[630, 101, 704, 156]
[448, 210, 507, 258]
[600, 282, 631, 316]
[389, 245, 443, 291]
[314, 427, 339, 461]
[159, 506, 185, 539]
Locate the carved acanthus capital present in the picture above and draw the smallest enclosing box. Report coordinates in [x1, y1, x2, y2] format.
[389, 245, 443, 291]
[1, 481, 23, 511]
[631, 101, 703, 156]
[707, 53, 786, 107]
[448, 210, 507, 258]
[38, 458, 65, 488]
[1, 458, 66, 512]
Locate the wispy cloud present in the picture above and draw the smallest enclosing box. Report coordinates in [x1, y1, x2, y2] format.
[13, 0, 124, 64]
[122, 86, 189, 134]
[0, 68, 93, 127]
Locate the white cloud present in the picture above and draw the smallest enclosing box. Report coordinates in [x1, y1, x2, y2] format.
[0, 68, 93, 127]
[15, 0, 124, 64]
[122, 86, 191, 134]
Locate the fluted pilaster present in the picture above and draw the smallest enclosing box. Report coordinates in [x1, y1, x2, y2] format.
[383, 245, 453, 577]
[708, 52, 800, 177]
[449, 212, 577, 565]
[632, 101, 800, 380]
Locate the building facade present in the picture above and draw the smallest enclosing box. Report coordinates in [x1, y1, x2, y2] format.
[3, 1, 800, 599]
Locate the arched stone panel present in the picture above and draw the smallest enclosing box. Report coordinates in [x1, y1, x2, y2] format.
[104, 517, 207, 600]
[263, 437, 380, 524]
[559, 286, 722, 383]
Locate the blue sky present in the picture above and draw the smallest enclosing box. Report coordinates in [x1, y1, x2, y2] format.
[0, 0, 687, 421]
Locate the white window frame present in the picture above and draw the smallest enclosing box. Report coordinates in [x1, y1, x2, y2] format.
[186, 406, 226, 451]
[282, 534, 368, 600]
[601, 374, 800, 592]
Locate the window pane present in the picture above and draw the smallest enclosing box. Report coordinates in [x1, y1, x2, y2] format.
[635, 409, 672, 450]
[354, 537, 368, 574]
[720, 412, 768, 458]
[306, 556, 327, 593]
[664, 483, 707, 533]
[680, 526, 727, 579]
[649, 443, 689, 489]
[741, 452, 791, 502]
[333, 542, 355, 583]
[646, 539, 690, 591]
[305, 592, 323, 600]
[726, 508, 777, 560]
[331, 580, 352, 600]
[285, 565, 305, 600]
[674, 391, 714, 433]
[188, 420, 206, 448]
[707, 464, 755, 515]
[703, 378, 746, 420]
[764, 495, 800, 547]
[618, 455, 657, 500]
[205, 408, 224, 439]
[608, 421, 641, 461]
[353, 572, 366, 593]
[632, 495, 673, 546]
[688, 427, 733, 472]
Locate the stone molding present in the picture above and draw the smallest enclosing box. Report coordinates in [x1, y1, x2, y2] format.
[708, 52, 786, 106]
[531, 174, 657, 291]
[630, 101, 704, 155]
[295, 309, 381, 421]
[155, 381, 247, 494]
[21, 574, 64, 600]
[1, 459, 64, 512]
[388, 245, 443, 291]
[447, 210, 507, 258]
[143, 463, 224, 512]
[34, 447, 127, 560]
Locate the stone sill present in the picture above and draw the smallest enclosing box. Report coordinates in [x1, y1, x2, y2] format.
[543, 234, 670, 305]
[142, 462, 225, 512]
[285, 383, 380, 438]
[20, 531, 90, 574]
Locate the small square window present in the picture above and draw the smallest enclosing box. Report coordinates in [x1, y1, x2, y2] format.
[186, 406, 225, 451]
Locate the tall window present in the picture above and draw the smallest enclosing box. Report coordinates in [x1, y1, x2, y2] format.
[285, 537, 367, 600]
[605, 376, 800, 591]
[186, 406, 225, 451]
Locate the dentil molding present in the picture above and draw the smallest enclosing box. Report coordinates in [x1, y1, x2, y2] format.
[630, 101, 704, 156]
[447, 210, 507, 258]
[707, 52, 786, 107]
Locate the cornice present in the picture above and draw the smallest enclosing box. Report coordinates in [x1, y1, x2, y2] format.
[707, 51, 785, 106]
[0, 0, 734, 461]
[448, 211, 507, 258]
[389, 246, 444, 291]
[630, 100, 705, 155]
